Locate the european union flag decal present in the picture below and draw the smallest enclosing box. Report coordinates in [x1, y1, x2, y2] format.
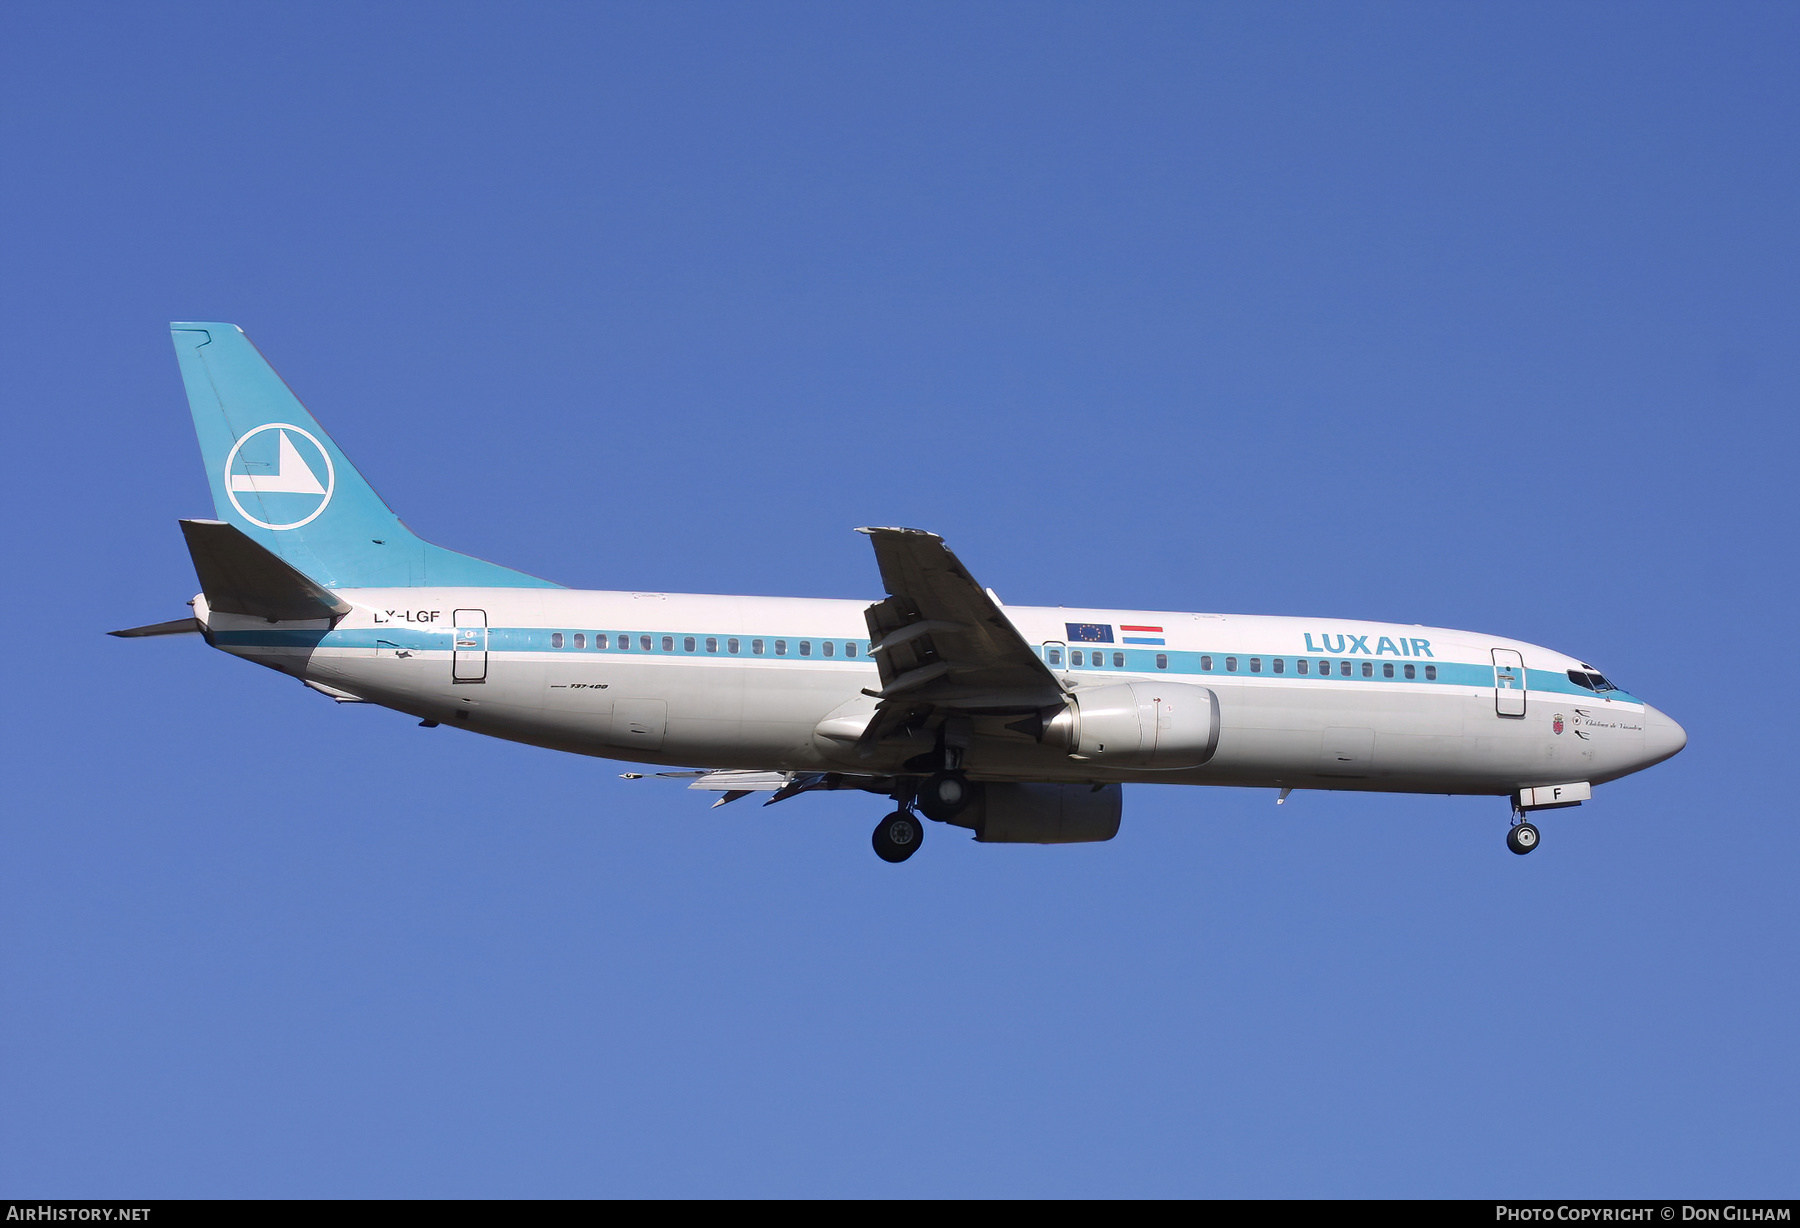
[1065, 623, 1114, 643]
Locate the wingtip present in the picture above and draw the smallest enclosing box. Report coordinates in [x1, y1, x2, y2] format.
[855, 525, 942, 539]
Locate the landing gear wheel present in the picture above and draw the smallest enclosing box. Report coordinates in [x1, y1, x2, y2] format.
[917, 771, 973, 823]
[1507, 822, 1540, 855]
[873, 811, 924, 863]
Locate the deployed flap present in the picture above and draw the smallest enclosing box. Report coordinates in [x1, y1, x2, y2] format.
[108, 617, 203, 638]
[180, 519, 353, 622]
[682, 770, 789, 793]
[857, 527, 1064, 712]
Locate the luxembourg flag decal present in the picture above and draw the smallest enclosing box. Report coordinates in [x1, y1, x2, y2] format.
[1121, 624, 1165, 646]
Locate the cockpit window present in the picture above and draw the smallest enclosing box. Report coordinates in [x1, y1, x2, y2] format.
[1567, 669, 1597, 691]
[1568, 669, 1621, 693]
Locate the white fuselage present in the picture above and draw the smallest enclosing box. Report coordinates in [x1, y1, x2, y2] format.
[199, 587, 1685, 798]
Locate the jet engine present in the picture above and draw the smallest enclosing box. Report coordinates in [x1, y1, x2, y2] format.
[1039, 681, 1219, 769]
[945, 782, 1123, 843]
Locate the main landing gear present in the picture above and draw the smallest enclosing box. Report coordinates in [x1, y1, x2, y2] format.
[873, 732, 970, 863]
[1507, 818, 1540, 855]
[872, 811, 924, 862]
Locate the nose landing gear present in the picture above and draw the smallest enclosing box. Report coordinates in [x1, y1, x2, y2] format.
[1507, 819, 1540, 855]
[872, 811, 924, 863]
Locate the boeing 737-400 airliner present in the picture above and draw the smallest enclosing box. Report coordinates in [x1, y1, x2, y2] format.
[115, 323, 1687, 861]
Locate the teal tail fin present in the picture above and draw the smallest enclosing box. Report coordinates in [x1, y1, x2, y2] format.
[169, 322, 558, 590]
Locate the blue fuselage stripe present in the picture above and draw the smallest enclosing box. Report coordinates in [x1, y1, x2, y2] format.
[208, 625, 1638, 704]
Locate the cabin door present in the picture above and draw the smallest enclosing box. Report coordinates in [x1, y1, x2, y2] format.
[1492, 648, 1526, 717]
[453, 609, 488, 683]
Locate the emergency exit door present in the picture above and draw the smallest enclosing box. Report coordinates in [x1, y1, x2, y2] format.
[453, 609, 488, 683]
[1492, 648, 1526, 717]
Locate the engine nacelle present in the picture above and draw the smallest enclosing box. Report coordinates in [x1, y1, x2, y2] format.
[949, 782, 1123, 844]
[1041, 681, 1219, 769]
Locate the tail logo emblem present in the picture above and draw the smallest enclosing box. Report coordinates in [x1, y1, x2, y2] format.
[222, 423, 336, 530]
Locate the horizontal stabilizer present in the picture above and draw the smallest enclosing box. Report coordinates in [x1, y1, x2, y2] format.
[180, 519, 352, 622]
[108, 617, 203, 638]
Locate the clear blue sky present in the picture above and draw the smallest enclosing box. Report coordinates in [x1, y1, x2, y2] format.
[2, 1, 1794, 1197]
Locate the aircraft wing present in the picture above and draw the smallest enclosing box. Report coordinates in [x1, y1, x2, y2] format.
[857, 527, 1065, 722]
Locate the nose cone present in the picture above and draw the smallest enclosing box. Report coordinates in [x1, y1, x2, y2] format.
[1641, 705, 1688, 768]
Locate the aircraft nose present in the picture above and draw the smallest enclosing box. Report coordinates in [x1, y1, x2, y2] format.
[1641, 705, 1688, 767]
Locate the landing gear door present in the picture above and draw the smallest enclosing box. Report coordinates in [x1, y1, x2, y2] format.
[1492, 648, 1526, 717]
[453, 609, 488, 683]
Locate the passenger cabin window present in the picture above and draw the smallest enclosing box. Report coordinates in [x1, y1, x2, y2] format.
[1340, 661, 1351, 677]
[706, 637, 717, 653]
[1201, 655, 1213, 670]
[775, 640, 788, 656]
[1226, 657, 1238, 672]
[684, 636, 696, 652]
[597, 634, 609, 650]
[1404, 663, 1416, 679]
[846, 642, 857, 658]
[1297, 659, 1308, 675]
[728, 638, 739, 654]
[822, 641, 833, 657]
[1383, 662, 1394, 678]
[1425, 665, 1437, 680]
[1250, 657, 1262, 673]
[1071, 650, 1084, 666]
[1156, 653, 1168, 669]
[573, 633, 585, 649]
[752, 639, 764, 655]
[1362, 661, 1373, 677]
[1112, 652, 1124, 668]
[1273, 659, 1285, 674]
[551, 632, 564, 649]
[661, 636, 673, 651]
[1320, 660, 1331, 674]
[800, 641, 812, 656]
[1047, 647, 1063, 666]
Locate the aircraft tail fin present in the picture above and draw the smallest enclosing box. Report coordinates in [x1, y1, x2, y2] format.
[169, 322, 558, 590]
